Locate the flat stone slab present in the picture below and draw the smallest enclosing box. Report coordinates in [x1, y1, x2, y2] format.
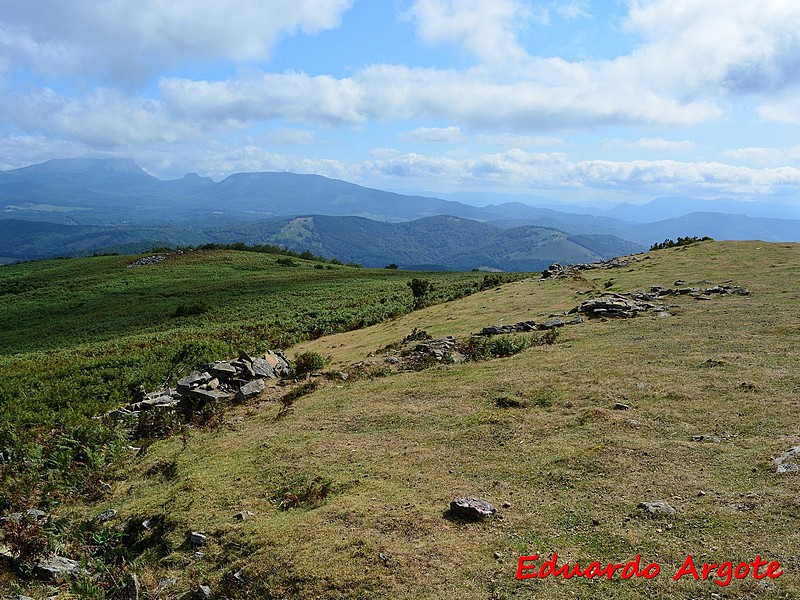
[35, 555, 85, 582]
[450, 497, 497, 519]
[234, 378, 266, 402]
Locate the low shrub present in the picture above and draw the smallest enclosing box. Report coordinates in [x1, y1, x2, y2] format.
[292, 352, 326, 377]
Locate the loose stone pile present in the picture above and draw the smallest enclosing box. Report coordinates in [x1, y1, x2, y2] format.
[127, 254, 167, 268]
[475, 316, 584, 337]
[540, 256, 644, 279]
[107, 350, 290, 421]
[569, 293, 663, 319]
[407, 336, 467, 365]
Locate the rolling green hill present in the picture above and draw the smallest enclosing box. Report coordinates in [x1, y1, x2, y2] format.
[0, 214, 644, 270]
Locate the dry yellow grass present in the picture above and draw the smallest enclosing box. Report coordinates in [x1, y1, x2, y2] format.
[45, 241, 800, 599]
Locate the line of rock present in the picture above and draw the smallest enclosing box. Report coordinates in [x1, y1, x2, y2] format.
[107, 350, 290, 421]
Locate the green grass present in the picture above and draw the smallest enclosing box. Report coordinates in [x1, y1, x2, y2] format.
[3, 241, 800, 599]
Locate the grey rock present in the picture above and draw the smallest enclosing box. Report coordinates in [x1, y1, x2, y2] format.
[674, 280, 686, 286]
[638, 501, 676, 516]
[234, 378, 266, 403]
[1, 508, 47, 523]
[96, 509, 118, 522]
[34, 555, 85, 582]
[190, 531, 208, 546]
[777, 462, 800, 474]
[178, 371, 212, 389]
[774, 446, 800, 474]
[185, 388, 230, 403]
[252, 357, 276, 378]
[540, 318, 565, 329]
[691, 434, 722, 443]
[196, 584, 213, 599]
[263, 351, 291, 376]
[450, 497, 497, 519]
[208, 361, 237, 379]
[613, 402, 630, 410]
[231, 359, 255, 378]
[233, 511, 254, 522]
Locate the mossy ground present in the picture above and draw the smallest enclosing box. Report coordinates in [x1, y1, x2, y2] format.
[3, 241, 800, 599]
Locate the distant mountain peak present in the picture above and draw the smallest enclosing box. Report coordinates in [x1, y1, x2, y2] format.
[13, 157, 150, 177]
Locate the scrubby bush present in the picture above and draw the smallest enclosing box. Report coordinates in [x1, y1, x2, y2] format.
[649, 236, 713, 251]
[292, 351, 326, 377]
[407, 278, 432, 308]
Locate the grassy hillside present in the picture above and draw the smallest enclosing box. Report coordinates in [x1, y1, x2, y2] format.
[2, 241, 800, 599]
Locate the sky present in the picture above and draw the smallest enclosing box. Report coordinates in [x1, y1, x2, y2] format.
[2, 0, 800, 206]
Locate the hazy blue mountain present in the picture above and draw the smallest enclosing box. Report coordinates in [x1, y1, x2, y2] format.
[0, 159, 634, 232]
[607, 196, 800, 222]
[207, 214, 644, 271]
[2, 158, 799, 266]
[615, 212, 800, 244]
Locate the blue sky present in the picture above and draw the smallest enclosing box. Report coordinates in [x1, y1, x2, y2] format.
[2, 1, 800, 206]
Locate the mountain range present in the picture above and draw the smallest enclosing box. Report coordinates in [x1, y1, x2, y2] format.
[1, 158, 798, 267]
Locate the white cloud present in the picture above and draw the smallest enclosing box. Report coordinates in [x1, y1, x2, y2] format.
[722, 145, 800, 165]
[160, 74, 365, 126]
[605, 137, 696, 152]
[757, 93, 800, 123]
[624, 1, 800, 95]
[0, 0, 354, 82]
[369, 149, 800, 195]
[400, 126, 463, 143]
[4, 87, 196, 147]
[404, 0, 532, 64]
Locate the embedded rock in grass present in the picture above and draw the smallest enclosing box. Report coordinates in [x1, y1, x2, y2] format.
[638, 501, 676, 516]
[96, 509, 117, 523]
[196, 584, 213, 599]
[450, 497, 497, 519]
[1, 508, 47, 523]
[691, 434, 722, 443]
[34, 555, 85, 582]
[540, 318, 565, 329]
[774, 446, 800, 474]
[190, 531, 208, 547]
